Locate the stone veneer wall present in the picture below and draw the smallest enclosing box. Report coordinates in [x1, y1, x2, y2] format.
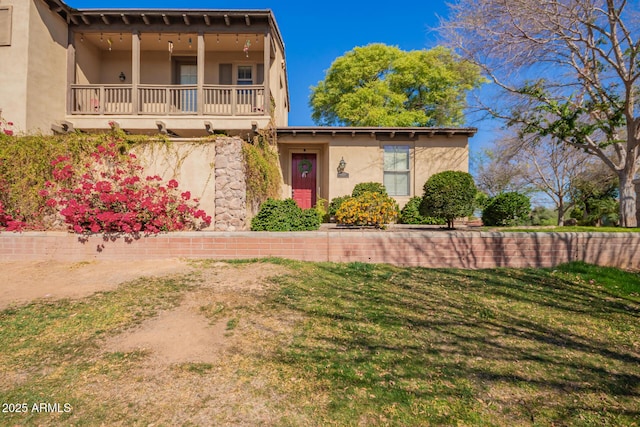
[214, 137, 247, 231]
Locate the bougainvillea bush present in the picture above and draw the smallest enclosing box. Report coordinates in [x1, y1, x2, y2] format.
[0, 201, 26, 232]
[44, 143, 211, 234]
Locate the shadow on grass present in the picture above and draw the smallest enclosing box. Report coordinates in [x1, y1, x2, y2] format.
[270, 261, 640, 425]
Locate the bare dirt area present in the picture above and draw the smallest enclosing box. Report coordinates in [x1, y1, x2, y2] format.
[1, 258, 308, 425]
[0, 259, 193, 310]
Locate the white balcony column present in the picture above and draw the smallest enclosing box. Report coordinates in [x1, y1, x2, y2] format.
[132, 31, 140, 114]
[197, 32, 205, 115]
[263, 31, 271, 116]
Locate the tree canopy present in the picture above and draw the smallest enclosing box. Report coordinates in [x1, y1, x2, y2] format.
[442, 0, 640, 227]
[309, 44, 485, 127]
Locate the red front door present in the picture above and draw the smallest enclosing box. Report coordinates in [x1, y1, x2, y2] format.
[292, 153, 317, 209]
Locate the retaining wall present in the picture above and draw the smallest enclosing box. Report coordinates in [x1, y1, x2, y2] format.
[1, 231, 638, 269]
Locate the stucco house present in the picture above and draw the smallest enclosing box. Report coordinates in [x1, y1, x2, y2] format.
[0, 0, 475, 212]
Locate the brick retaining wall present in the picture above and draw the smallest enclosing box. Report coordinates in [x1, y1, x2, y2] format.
[1, 231, 638, 269]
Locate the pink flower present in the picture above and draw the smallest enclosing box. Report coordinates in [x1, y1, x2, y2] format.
[167, 179, 179, 189]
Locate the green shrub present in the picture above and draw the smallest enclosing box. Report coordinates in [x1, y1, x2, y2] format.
[420, 171, 477, 229]
[352, 182, 387, 197]
[482, 192, 531, 226]
[530, 206, 557, 226]
[336, 191, 398, 229]
[250, 198, 321, 231]
[315, 197, 329, 223]
[399, 196, 446, 225]
[328, 195, 352, 218]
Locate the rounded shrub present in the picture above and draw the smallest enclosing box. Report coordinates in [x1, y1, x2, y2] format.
[251, 198, 321, 231]
[420, 171, 477, 229]
[399, 196, 446, 225]
[335, 191, 398, 229]
[482, 192, 531, 226]
[328, 195, 352, 219]
[352, 182, 387, 197]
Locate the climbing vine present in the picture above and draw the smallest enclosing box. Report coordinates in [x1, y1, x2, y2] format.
[0, 130, 165, 228]
[242, 126, 282, 214]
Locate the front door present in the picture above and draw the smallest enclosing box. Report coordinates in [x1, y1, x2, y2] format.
[292, 153, 317, 209]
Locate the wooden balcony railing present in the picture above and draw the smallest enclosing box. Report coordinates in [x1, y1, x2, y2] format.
[70, 84, 265, 116]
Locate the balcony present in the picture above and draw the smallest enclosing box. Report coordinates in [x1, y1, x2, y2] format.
[70, 84, 265, 116]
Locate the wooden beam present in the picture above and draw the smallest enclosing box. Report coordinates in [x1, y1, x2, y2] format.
[183, 14, 190, 25]
[81, 15, 90, 25]
[224, 14, 231, 26]
[245, 15, 251, 26]
[100, 14, 109, 25]
[203, 14, 211, 25]
[141, 14, 150, 25]
[68, 14, 78, 25]
[121, 14, 130, 25]
[162, 14, 170, 25]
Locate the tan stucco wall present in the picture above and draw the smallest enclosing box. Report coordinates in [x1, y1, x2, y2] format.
[278, 134, 469, 207]
[132, 141, 216, 222]
[269, 42, 288, 126]
[25, 0, 67, 133]
[0, 1, 31, 131]
[0, 0, 67, 134]
[75, 33, 101, 84]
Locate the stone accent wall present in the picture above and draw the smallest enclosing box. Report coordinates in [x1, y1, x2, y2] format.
[214, 137, 247, 231]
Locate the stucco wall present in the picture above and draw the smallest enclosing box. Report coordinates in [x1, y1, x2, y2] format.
[0, 0, 30, 131]
[277, 133, 469, 207]
[132, 141, 216, 222]
[25, 0, 67, 133]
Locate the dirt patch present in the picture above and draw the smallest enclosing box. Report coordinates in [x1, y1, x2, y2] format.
[1, 259, 307, 425]
[0, 259, 193, 310]
[103, 261, 291, 366]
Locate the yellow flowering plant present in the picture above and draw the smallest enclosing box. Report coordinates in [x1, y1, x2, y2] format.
[335, 191, 398, 229]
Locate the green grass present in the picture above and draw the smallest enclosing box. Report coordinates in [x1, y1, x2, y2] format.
[0, 274, 193, 425]
[0, 261, 638, 426]
[266, 261, 640, 426]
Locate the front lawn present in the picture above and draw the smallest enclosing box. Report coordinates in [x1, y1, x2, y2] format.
[0, 260, 638, 426]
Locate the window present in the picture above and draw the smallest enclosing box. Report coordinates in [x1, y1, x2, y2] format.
[0, 6, 12, 46]
[237, 66, 253, 85]
[383, 145, 410, 196]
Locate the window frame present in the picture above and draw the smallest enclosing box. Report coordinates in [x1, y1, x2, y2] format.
[383, 145, 411, 197]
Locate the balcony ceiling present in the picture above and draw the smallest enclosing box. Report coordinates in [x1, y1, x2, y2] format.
[78, 32, 265, 53]
[40, 1, 282, 53]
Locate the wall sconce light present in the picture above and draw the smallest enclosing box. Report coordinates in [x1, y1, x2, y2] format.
[337, 157, 348, 177]
[119, 72, 126, 82]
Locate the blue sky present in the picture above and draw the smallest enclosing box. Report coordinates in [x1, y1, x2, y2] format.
[67, 0, 494, 151]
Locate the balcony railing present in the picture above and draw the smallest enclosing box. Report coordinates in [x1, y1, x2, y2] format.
[70, 84, 265, 116]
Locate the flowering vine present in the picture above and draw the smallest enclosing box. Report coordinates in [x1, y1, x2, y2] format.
[0, 201, 26, 232]
[44, 142, 211, 235]
[0, 114, 14, 136]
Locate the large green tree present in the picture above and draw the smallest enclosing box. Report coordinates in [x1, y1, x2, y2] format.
[442, 0, 640, 227]
[310, 44, 484, 127]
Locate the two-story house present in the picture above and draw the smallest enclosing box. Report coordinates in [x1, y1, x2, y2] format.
[0, 0, 288, 136]
[1, 0, 475, 213]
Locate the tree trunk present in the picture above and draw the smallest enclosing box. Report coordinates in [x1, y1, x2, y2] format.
[619, 171, 638, 228]
[557, 199, 565, 226]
